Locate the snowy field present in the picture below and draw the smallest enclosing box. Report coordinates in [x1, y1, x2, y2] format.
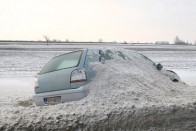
[142, 51, 196, 86]
[0, 45, 195, 85]
[0, 44, 196, 130]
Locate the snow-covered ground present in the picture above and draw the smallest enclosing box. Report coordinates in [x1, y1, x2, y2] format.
[1, 43, 196, 51]
[0, 45, 196, 130]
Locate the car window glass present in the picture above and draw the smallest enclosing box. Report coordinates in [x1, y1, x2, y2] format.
[116, 51, 126, 60]
[99, 50, 126, 61]
[87, 50, 99, 62]
[40, 51, 83, 74]
[99, 50, 113, 61]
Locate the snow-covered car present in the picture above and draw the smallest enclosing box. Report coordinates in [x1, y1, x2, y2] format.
[33, 48, 181, 106]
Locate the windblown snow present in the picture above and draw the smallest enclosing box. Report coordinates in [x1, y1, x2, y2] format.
[0, 48, 196, 130]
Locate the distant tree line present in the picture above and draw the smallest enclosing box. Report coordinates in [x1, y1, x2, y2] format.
[41, 35, 196, 46]
[174, 36, 189, 45]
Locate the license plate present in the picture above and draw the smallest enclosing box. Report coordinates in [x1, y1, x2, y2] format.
[44, 96, 61, 105]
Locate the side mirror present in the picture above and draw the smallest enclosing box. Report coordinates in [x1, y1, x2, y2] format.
[156, 63, 163, 70]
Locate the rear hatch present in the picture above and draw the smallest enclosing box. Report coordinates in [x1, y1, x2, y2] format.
[35, 50, 86, 94]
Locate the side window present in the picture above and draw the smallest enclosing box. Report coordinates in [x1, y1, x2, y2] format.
[99, 50, 113, 61]
[99, 50, 126, 61]
[84, 50, 100, 67]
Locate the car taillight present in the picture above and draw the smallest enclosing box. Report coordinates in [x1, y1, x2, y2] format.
[70, 69, 87, 83]
[34, 77, 39, 89]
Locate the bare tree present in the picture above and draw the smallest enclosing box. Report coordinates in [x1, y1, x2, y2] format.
[174, 36, 180, 43]
[65, 39, 69, 43]
[113, 41, 117, 43]
[174, 36, 187, 45]
[43, 35, 50, 45]
[124, 41, 127, 44]
[98, 38, 103, 43]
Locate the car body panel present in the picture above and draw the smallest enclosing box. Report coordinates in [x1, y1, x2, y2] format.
[84, 49, 99, 82]
[33, 48, 182, 106]
[70, 49, 88, 89]
[33, 86, 88, 106]
[35, 49, 87, 94]
[36, 67, 77, 93]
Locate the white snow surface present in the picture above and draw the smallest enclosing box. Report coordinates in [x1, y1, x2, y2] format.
[0, 48, 196, 130]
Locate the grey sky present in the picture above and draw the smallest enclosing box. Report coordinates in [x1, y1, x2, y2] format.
[0, 0, 196, 43]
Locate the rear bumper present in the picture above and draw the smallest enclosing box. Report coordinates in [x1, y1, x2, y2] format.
[33, 86, 88, 106]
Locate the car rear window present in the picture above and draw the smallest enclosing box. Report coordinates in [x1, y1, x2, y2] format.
[39, 50, 83, 74]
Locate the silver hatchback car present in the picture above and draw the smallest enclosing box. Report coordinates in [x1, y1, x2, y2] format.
[33, 48, 181, 106]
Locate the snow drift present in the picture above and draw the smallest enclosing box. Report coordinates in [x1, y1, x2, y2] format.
[1, 49, 196, 130]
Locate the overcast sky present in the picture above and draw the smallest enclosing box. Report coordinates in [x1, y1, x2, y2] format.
[0, 0, 196, 43]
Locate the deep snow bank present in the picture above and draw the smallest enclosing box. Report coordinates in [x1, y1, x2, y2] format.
[1, 49, 196, 130]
